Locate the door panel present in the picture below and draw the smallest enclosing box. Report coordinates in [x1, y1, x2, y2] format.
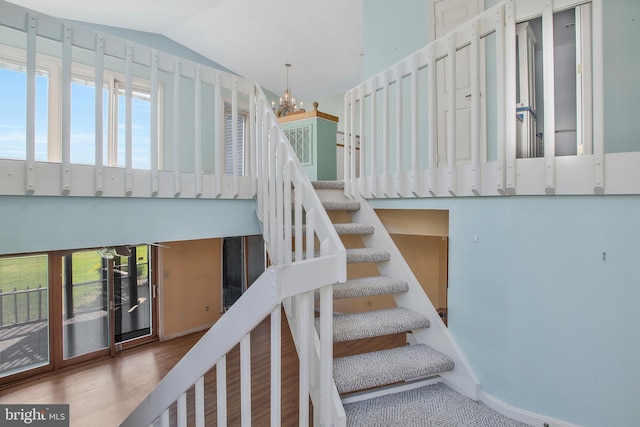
[434, 0, 482, 39]
[436, 46, 473, 166]
[62, 251, 109, 360]
[113, 246, 152, 344]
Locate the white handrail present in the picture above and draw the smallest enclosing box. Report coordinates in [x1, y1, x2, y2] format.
[121, 80, 346, 425]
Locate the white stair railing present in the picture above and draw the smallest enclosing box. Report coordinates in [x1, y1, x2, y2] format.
[343, 0, 605, 198]
[122, 85, 346, 427]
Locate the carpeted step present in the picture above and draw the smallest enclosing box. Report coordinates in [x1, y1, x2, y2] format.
[319, 307, 429, 342]
[322, 200, 361, 211]
[347, 248, 390, 264]
[334, 344, 454, 394]
[333, 223, 374, 235]
[343, 382, 531, 426]
[312, 181, 345, 190]
[316, 276, 409, 300]
[294, 223, 373, 236]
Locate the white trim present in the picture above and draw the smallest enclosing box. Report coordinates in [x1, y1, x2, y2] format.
[160, 322, 215, 342]
[480, 391, 581, 427]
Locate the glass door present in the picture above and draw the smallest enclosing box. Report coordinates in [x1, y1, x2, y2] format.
[62, 245, 154, 361]
[62, 250, 109, 360]
[0, 254, 50, 378]
[113, 246, 152, 343]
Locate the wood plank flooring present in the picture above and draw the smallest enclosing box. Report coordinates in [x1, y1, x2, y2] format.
[0, 311, 405, 426]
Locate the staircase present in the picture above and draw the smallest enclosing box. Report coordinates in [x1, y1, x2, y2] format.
[311, 180, 470, 424]
[310, 181, 532, 426]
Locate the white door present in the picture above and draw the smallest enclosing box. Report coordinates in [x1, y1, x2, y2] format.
[433, 0, 482, 166]
[433, 0, 483, 39]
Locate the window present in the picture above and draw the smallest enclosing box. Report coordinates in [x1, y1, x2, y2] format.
[222, 235, 265, 310]
[0, 62, 49, 161]
[284, 125, 312, 165]
[0, 45, 157, 169]
[224, 106, 247, 176]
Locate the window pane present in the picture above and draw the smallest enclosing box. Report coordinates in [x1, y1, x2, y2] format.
[71, 81, 108, 165]
[117, 90, 151, 169]
[0, 66, 48, 161]
[0, 254, 49, 378]
[114, 245, 152, 343]
[62, 250, 109, 359]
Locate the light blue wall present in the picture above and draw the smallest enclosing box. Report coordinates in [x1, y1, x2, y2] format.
[370, 195, 640, 426]
[603, 0, 640, 153]
[363, 0, 430, 78]
[0, 196, 261, 255]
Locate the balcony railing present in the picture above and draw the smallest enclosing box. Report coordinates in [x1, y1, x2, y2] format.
[342, 0, 624, 199]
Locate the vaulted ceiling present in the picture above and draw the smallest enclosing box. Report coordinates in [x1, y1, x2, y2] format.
[7, 0, 364, 101]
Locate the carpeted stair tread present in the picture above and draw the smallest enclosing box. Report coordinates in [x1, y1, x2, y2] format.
[315, 276, 409, 300]
[319, 307, 430, 342]
[347, 248, 390, 263]
[322, 200, 361, 211]
[333, 223, 375, 235]
[334, 344, 454, 394]
[343, 382, 531, 426]
[312, 180, 345, 190]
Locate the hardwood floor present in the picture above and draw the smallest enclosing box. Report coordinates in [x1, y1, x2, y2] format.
[0, 310, 405, 426]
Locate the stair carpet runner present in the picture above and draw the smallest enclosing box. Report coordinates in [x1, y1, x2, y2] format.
[312, 181, 530, 427]
[312, 181, 454, 407]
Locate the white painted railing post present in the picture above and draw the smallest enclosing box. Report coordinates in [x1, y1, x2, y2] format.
[177, 392, 187, 427]
[358, 83, 366, 198]
[94, 34, 105, 196]
[125, 44, 133, 196]
[505, 0, 517, 195]
[240, 334, 251, 427]
[195, 376, 205, 427]
[61, 24, 72, 196]
[395, 62, 404, 197]
[232, 77, 239, 196]
[542, 0, 556, 195]
[270, 307, 282, 427]
[150, 51, 160, 197]
[249, 84, 257, 195]
[427, 46, 437, 196]
[319, 241, 333, 427]
[470, 20, 481, 196]
[495, 5, 506, 195]
[173, 59, 182, 197]
[370, 77, 378, 198]
[217, 357, 227, 426]
[195, 67, 203, 198]
[214, 73, 223, 197]
[343, 91, 351, 195]
[410, 54, 420, 197]
[382, 70, 390, 197]
[25, 13, 36, 195]
[592, 0, 605, 194]
[446, 33, 457, 196]
[350, 90, 357, 198]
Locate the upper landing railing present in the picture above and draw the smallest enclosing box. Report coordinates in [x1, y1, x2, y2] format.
[342, 0, 626, 199]
[0, 0, 257, 199]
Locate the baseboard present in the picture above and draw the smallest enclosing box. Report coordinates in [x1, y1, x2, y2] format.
[479, 391, 580, 427]
[160, 323, 213, 341]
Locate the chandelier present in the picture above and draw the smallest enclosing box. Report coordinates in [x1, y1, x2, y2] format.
[275, 63, 296, 117]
